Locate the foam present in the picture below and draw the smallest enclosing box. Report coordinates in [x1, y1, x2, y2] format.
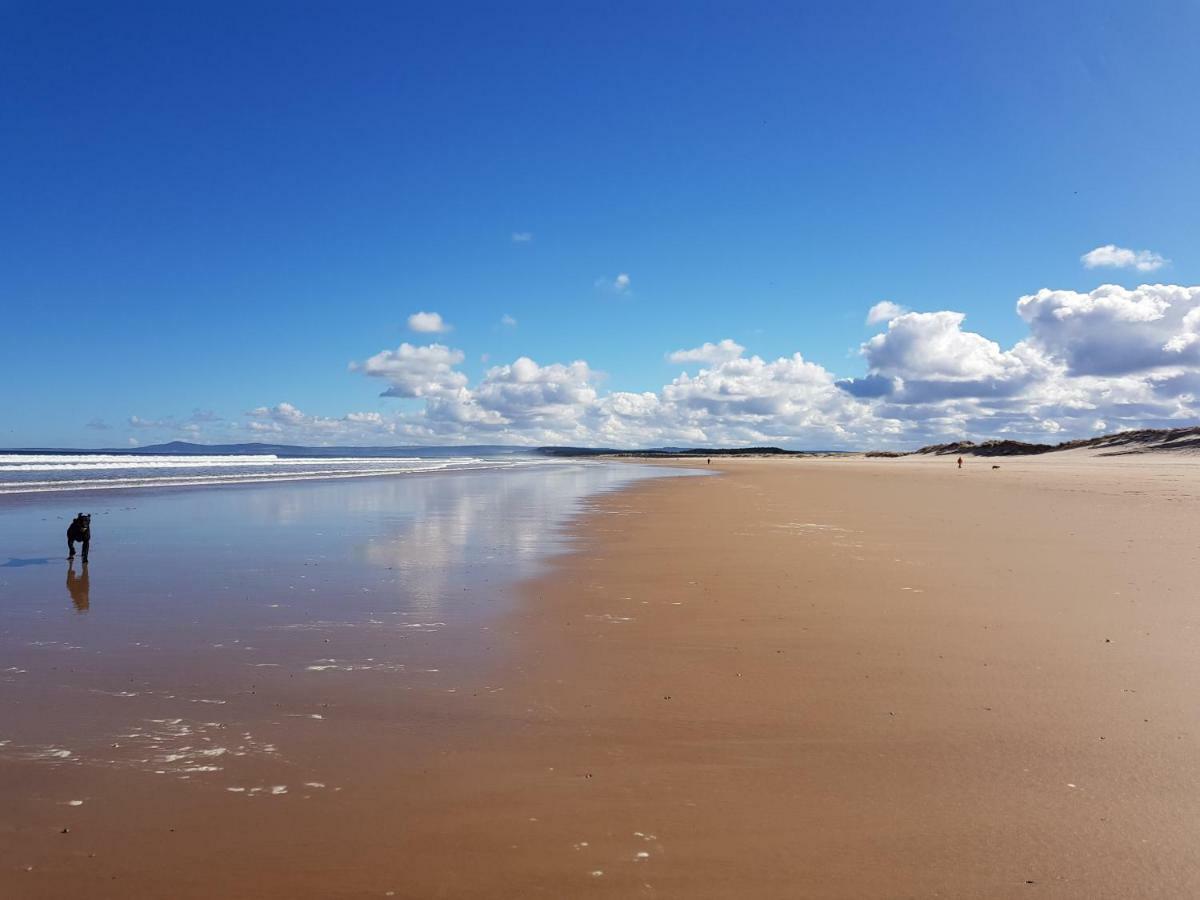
[0, 453, 561, 495]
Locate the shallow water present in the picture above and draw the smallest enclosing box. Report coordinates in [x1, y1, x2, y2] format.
[0, 463, 692, 794]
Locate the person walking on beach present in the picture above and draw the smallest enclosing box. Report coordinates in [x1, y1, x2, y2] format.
[957, 456, 963, 469]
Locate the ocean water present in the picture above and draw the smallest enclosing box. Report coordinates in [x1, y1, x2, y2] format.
[0, 452, 555, 494]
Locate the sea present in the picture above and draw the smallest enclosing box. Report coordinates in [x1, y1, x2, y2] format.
[0, 450, 561, 495]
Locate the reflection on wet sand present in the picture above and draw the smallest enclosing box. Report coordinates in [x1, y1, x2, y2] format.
[0, 462, 695, 897]
[66, 559, 89, 612]
[357, 466, 628, 611]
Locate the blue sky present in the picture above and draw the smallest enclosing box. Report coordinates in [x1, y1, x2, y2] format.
[3, 1, 1198, 448]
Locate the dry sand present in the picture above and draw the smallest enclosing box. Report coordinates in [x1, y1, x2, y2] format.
[5, 455, 1200, 898]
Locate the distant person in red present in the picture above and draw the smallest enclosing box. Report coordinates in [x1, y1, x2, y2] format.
[957, 456, 963, 469]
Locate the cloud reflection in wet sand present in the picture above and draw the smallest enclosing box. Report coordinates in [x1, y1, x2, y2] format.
[355, 465, 655, 612]
[0, 462, 697, 795]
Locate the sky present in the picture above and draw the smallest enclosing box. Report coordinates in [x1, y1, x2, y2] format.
[2, 0, 1199, 450]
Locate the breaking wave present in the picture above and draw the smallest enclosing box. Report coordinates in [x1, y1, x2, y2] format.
[0, 454, 552, 495]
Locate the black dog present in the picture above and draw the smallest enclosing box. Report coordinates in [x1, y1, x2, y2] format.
[67, 513, 91, 562]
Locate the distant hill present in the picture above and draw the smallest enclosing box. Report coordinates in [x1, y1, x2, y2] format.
[907, 425, 1200, 458]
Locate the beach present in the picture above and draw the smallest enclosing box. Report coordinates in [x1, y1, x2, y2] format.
[3, 455, 1200, 897]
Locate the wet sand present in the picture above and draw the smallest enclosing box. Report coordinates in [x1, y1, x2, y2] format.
[494, 455, 1200, 899]
[4, 456, 1200, 897]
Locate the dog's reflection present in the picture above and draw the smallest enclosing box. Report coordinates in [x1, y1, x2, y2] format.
[66, 559, 89, 612]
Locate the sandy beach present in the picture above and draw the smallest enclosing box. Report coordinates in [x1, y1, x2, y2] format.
[3, 456, 1200, 898]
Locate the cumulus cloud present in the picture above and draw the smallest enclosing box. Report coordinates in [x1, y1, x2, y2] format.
[1017, 284, 1200, 374]
[866, 300, 906, 325]
[352, 343, 468, 398]
[860, 311, 1032, 388]
[407, 311, 452, 333]
[511, 232, 533, 243]
[500, 314, 517, 327]
[85, 417, 111, 430]
[1081, 245, 1167, 272]
[475, 358, 597, 423]
[667, 339, 745, 366]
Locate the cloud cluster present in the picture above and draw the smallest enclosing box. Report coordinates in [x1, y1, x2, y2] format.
[123, 281, 1200, 450]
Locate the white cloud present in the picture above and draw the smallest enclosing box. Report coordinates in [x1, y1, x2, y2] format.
[127, 409, 221, 433]
[667, 339, 745, 366]
[862, 311, 1029, 383]
[1017, 284, 1200, 374]
[247, 401, 308, 426]
[129, 415, 167, 429]
[407, 311, 452, 333]
[500, 314, 517, 327]
[597, 273, 632, 294]
[866, 300, 906, 325]
[1081, 245, 1167, 272]
[511, 232, 533, 243]
[246, 403, 397, 439]
[352, 343, 468, 399]
[470, 358, 599, 430]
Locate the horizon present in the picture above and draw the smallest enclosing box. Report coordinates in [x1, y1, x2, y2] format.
[7, 418, 1197, 457]
[4, 2, 1199, 450]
